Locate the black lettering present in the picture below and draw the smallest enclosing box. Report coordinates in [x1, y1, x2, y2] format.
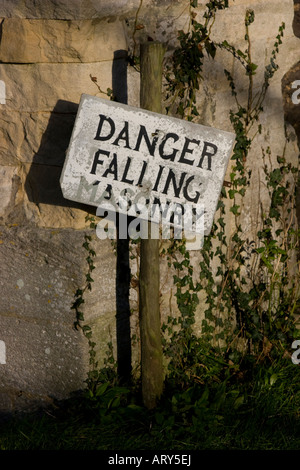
[102, 153, 118, 180]
[152, 165, 165, 192]
[119, 188, 134, 213]
[134, 125, 159, 156]
[170, 203, 184, 227]
[178, 137, 200, 166]
[90, 149, 109, 175]
[183, 175, 201, 203]
[112, 121, 131, 148]
[103, 184, 113, 200]
[193, 205, 205, 219]
[198, 141, 218, 171]
[94, 183, 114, 205]
[94, 114, 115, 141]
[162, 169, 187, 198]
[137, 160, 148, 186]
[121, 157, 134, 185]
[158, 133, 180, 161]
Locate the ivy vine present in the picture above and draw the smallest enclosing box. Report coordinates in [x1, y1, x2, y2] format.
[73, 1, 299, 392]
[162, 4, 299, 383]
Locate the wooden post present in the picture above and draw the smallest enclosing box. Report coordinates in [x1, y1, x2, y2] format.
[139, 42, 165, 409]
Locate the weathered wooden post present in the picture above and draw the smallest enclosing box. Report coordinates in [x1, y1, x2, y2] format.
[139, 42, 165, 409]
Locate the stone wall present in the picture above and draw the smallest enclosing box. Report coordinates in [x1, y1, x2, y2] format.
[0, 0, 299, 415]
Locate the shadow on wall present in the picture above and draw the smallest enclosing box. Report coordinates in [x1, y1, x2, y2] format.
[25, 49, 129, 212]
[112, 50, 132, 385]
[24, 50, 133, 385]
[282, 1, 300, 225]
[24, 98, 94, 214]
[293, 0, 300, 37]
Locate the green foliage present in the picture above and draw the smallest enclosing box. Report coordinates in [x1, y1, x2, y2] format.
[71, 214, 118, 392]
[68, 6, 300, 446]
[2, 357, 300, 450]
[90, 74, 114, 100]
[71, 215, 97, 391]
[165, 0, 229, 120]
[83, 382, 133, 424]
[162, 6, 299, 391]
[209, 15, 298, 358]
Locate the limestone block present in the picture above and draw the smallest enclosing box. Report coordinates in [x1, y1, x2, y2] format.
[0, 224, 117, 407]
[0, 18, 127, 63]
[0, 316, 87, 400]
[24, 198, 92, 230]
[0, 109, 76, 165]
[0, 110, 24, 164]
[0, 161, 94, 230]
[0, 166, 22, 219]
[0, 120, 86, 230]
[0, 0, 139, 19]
[0, 225, 82, 321]
[0, 0, 186, 21]
[0, 225, 87, 406]
[0, 62, 113, 112]
[0, 0, 191, 61]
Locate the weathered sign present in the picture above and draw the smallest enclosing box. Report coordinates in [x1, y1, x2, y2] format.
[60, 94, 235, 235]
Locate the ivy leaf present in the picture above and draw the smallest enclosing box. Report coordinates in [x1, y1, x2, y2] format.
[230, 204, 240, 215]
[228, 189, 236, 199]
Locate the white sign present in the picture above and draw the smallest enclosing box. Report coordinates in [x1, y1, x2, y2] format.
[60, 94, 235, 235]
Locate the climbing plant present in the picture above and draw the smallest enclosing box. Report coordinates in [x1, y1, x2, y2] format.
[71, 215, 118, 392]
[73, 1, 300, 393]
[162, 3, 300, 385]
[165, 0, 229, 120]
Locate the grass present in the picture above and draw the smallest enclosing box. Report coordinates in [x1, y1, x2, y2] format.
[0, 357, 299, 451]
